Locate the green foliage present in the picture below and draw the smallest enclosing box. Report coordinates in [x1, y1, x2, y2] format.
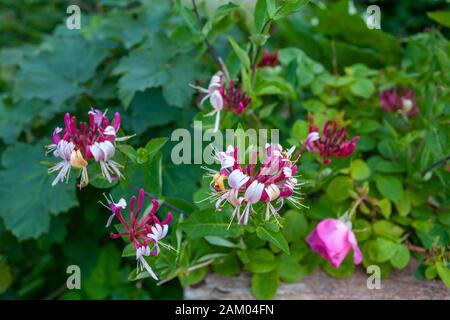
[0, 143, 78, 240]
[0, 0, 449, 301]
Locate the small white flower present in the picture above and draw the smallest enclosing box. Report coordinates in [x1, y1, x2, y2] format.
[90, 141, 123, 183]
[265, 184, 280, 201]
[215, 146, 235, 170]
[147, 224, 171, 255]
[49, 140, 75, 186]
[228, 169, 249, 189]
[240, 181, 264, 225]
[283, 167, 292, 178]
[136, 246, 158, 281]
[103, 125, 117, 137]
[305, 132, 320, 152]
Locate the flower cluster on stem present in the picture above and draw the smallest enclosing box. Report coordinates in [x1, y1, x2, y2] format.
[102, 188, 173, 280]
[192, 72, 251, 132]
[46, 109, 131, 188]
[380, 87, 419, 118]
[204, 144, 303, 227]
[305, 120, 360, 164]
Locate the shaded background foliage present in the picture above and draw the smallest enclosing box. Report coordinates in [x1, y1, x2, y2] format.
[0, 0, 449, 299]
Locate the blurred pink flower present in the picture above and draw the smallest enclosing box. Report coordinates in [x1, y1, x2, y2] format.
[380, 87, 419, 117]
[192, 72, 251, 132]
[257, 49, 279, 68]
[305, 120, 359, 164]
[307, 218, 362, 268]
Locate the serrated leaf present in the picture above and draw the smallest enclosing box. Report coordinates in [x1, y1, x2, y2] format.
[0, 143, 78, 240]
[113, 33, 202, 108]
[13, 34, 111, 108]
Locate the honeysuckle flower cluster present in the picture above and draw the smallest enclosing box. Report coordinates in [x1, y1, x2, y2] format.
[307, 217, 362, 268]
[46, 109, 131, 188]
[191, 72, 251, 132]
[102, 188, 173, 281]
[305, 120, 360, 165]
[204, 144, 302, 226]
[257, 49, 279, 68]
[380, 87, 419, 117]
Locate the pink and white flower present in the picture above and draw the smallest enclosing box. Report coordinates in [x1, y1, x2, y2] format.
[204, 144, 303, 226]
[305, 120, 359, 164]
[380, 87, 419, 117]
[46, 109, 131, 188]
[192, 72, 251, 132]
[102, 188, 173, 281]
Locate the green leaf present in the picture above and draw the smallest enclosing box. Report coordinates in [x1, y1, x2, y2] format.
[0, 143, 78, 240]
[85, 245, 121, 299]
[113, 33, 202, 108]
[373, 220, 405, 241]
[179, 267, 207, 287]
[291, 119, 308, 141]
[277, 254, 305, 283]
[178, 4, 201, 34]
[435, 262, 450, 288]
[377, 198, 392, 219]
[253, 0, 269, 32]
[116, 144, 138, 163]
[368, 237, 397, 263]
[438, 212, 450, 227]
[425, 265, 437, 280]
[0, 99, 47, 144]
[326, 176, 353, 202]
[390, 244, 410, 269]
[181, 208, 241, 239]
[251, 270, 278, 299]
[274, 0, 310, 20]
[212, 254, 240, 276]
[353, 219, 371, 242]
[13, 34, 111, 108]
[427, 11, 450, 28]
[350, 79, 375, 99]
[282, 210, 308, 242]
[256, 226, 290, 254]
[204, 236, 240, 248]
[394, 191, 412, 217]
[375, 175, 403, 202]
[122, 243, 135, 257]
[122, 89, 179, 135]
[0, 259, 13, 294]
[227, 36, 250, 70]
[244, 249, 277, 273]
[350, 159, 371, 180]
[145, 137, 169, 162]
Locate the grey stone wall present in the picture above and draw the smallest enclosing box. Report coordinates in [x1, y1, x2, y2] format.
[185, 260, 450, 300]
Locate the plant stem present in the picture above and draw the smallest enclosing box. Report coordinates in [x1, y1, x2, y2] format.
[348, 197, 363, 220]
[250, 19, 272, 84]
[422, 155, 450, 176]
[191, 0, 230, 81]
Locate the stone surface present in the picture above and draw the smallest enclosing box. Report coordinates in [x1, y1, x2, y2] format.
[185, 260, 450, 300]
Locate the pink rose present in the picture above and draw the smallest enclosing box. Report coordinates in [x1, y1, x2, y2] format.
[307, 218, 363, 268]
